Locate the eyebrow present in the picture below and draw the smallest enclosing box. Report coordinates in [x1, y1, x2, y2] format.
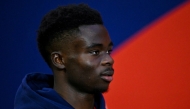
[86, 42, 114, 49]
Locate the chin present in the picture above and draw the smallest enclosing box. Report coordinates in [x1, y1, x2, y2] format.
[93, 85, 109, 93]
[100, 88, 109, 93]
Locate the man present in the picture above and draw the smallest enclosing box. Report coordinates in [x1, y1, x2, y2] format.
[14, 4, 114, 109]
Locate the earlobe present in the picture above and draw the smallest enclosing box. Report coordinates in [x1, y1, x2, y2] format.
[51, 52, 65, 69]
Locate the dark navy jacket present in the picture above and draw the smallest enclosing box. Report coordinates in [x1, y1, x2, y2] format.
[14, 73, 106, 109]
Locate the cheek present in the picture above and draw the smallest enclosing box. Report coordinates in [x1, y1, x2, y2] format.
[65, 57, 98, 86]
[65, 56, 94, 76]
[66, 53, 102, 78]
[80, 54, 101, 68]
[80, 54, 104, 76]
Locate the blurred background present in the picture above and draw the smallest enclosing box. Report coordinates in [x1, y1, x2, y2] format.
[0, 0, 189, 108]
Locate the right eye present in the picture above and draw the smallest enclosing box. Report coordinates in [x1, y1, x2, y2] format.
[106, 49, 113, 55]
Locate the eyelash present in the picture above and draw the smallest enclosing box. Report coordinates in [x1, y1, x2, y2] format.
[107, 50, 113, 54]
[90, 50, 100, 55]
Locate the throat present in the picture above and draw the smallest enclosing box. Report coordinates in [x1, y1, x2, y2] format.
[54, 84, 95, 109]
[53, 72, 96, 109]
[62, 91, 95, 109]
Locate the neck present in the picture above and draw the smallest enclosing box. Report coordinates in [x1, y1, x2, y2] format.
[53, 71, 95, 109]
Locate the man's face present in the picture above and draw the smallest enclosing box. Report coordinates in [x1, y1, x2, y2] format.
[63, 24, 114, 93]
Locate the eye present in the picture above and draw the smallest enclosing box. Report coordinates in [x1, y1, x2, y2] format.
[90, 50, 100, 55]
[106, 49, 113, 54]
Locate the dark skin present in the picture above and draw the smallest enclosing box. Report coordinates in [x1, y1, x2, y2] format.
[51, 24, 114, 109]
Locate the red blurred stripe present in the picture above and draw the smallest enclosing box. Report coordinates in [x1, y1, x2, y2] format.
[104, 1, 190, 109]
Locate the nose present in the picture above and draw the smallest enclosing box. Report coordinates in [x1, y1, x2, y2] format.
[101, 53, 114, 66]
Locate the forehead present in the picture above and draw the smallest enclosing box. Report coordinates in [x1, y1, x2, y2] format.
[78, 24, 111, 45]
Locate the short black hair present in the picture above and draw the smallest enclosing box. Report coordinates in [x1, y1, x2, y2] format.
[37, 4, 103, 67]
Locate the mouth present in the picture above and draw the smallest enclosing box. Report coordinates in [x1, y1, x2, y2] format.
[100, 68, 114, 82]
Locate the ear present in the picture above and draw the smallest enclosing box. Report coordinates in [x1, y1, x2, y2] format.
[51, 51, 65, 69]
